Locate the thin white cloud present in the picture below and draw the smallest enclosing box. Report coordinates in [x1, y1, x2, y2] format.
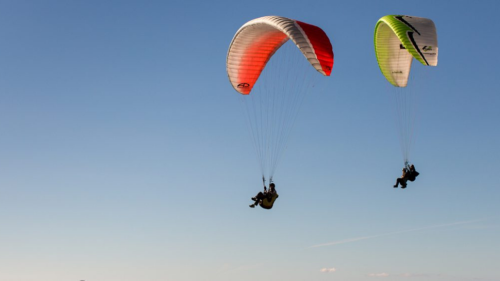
[309, 219, 485, 248]
[368, 273, 389, 277]
[320, 267, 336, 273]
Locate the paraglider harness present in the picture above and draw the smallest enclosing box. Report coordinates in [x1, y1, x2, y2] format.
[405, 162, 420, 182]
[259, 177, 279, 209]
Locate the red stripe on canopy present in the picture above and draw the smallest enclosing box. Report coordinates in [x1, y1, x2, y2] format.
[296, 21, 334, 76]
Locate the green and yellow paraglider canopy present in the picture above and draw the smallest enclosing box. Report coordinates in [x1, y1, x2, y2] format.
[374, 15, 438, 87]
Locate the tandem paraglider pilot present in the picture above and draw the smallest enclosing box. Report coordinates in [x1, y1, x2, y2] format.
[394, 164, 419, 189]
[250, 183, 279, 209]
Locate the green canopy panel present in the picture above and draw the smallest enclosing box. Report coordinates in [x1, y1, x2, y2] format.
[374, 15, 438, 87]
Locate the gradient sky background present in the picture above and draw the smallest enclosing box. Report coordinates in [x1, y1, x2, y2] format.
[0, 0, 499, 281]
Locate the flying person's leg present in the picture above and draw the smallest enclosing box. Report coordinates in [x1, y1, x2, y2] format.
[250, 192, 266, 208]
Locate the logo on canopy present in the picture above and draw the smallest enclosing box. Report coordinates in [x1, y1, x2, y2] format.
[238, 83, 250, 88]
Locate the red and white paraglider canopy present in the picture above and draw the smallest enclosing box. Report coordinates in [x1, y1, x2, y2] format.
[226, 16, 334, 95]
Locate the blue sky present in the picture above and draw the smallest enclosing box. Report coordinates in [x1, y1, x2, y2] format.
[0, 0, 499, 280]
